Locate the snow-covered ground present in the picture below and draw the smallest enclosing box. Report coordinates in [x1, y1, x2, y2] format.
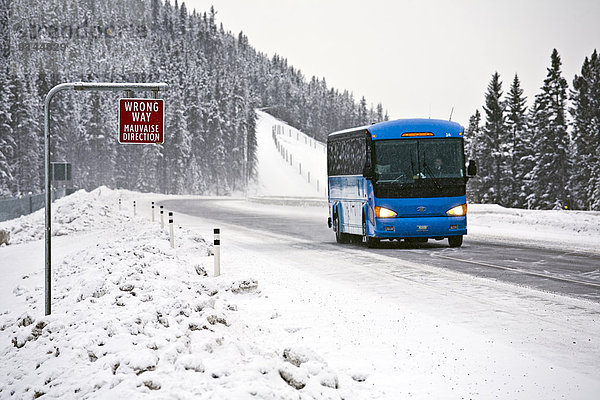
[0, 187, 367, 399]
[1, 112, 599, 399]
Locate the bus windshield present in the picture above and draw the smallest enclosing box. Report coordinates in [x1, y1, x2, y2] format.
[374, 138, 464, 184]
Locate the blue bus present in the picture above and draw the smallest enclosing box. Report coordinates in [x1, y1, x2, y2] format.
[327, 119, 476, 248]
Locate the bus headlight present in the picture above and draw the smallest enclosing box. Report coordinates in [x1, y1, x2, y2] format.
[446, 204, 467, 216]
[375, 206, 397, 218]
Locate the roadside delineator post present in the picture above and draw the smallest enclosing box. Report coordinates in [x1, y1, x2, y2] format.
[152, 202, 155, 222]
[169, 212, 174, 248]
[119, 198, 121, 211]
[160, 205, 164, 229]
[133, 201, 136, 217]
[214, 228, 220, 277]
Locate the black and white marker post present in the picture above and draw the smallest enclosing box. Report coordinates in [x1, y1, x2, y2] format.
[133, 201, 136, 217]
[152, 202, 155, 222]
[214, 228, 220, 277]
[160, 205, 164, 229]
[119, 198, 121, 211]
[169, 212, 174, 248]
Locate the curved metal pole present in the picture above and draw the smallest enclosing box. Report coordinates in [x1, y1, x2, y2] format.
[44, 82, 168, 315]
[45, 83, 75, 316]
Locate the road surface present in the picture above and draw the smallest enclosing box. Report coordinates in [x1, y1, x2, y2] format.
[160, 198, 600, 303]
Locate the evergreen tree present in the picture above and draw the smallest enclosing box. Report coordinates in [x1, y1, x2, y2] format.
[479, 72, 506, 204]
[464, 110, 481, 159]
[0, 0, 9, 65]
[570, 50, 600, 210]
[376, 103, 384, 123]
[9, 67, 42, 194]
[358, 96, 368, 125]
[183, 85, 206, 193]
[528, 49, 570, 209]
[205, 79, 226, 195]
[165, 86, 191, 193]
[505, 74, 529, 208]
[0, 66, 14, 196]
[83, 93, 117, 190]
[464, 109, 482, 203]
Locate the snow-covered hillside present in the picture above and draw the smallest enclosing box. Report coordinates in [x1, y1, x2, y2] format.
[251, 110, 327, 198]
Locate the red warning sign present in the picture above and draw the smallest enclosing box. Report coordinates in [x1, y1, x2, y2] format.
[118, 98, 164, 144]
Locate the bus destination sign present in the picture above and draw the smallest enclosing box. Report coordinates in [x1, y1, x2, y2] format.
[118, 98, 164, 144]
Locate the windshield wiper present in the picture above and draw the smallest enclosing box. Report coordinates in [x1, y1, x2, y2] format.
[422, 161, 442, 189]
[389, 179, 407, 190]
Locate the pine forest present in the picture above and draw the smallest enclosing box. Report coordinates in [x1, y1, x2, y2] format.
[0, 0, 384, 196]
[466, 49, 600, 211]
[1, 1, 599, 210]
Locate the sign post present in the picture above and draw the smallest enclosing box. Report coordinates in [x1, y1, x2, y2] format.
[44, 82, 168, 316]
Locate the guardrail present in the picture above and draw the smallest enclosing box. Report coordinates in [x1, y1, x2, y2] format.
[248, 196, 328, 207]
[0, 188, 70, 222]
[272, 124, 327, 195]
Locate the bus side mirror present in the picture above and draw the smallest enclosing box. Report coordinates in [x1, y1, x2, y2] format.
[363, 165, 374, 180]
[467, 159, 477, 177]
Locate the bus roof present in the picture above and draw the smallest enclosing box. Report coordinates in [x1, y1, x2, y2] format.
[328, 119, 464, 140]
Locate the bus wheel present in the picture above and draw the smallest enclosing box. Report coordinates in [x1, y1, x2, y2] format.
[334, 214, 351, 244]
[363, 218, 379, 248]
[448, 235, 463, 248]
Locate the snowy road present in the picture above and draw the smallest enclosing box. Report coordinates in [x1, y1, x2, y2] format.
[160, 198, 600, 303]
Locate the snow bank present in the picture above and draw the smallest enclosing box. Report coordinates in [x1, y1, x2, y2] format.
[0, 187, 118, 245]
[469, 204, 600, 253]
[470, 204, 600, 235]
[0, 188, 367, 398]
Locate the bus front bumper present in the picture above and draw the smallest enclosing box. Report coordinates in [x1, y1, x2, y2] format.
[372, 216, 467, 238]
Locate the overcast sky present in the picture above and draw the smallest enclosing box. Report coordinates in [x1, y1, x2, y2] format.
[186, 0, 600, 127]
